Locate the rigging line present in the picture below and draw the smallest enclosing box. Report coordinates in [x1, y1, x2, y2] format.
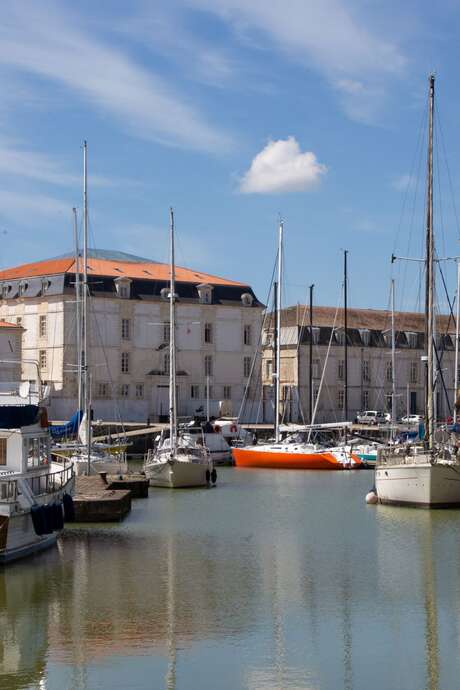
[307, 294, 341, 442]
[435, 96, 460, 241]
[237, 252, 278, 424]
[397, 103, 428, 308]
[434, 112, 447, 264]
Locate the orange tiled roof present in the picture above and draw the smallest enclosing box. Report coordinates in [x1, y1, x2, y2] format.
[0, 256, 246, 287]
[0, 320, 20, 328]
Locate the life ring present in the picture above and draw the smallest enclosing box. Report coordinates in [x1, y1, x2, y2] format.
[229, 424, 238, 433]
[214, 425, 221, 433]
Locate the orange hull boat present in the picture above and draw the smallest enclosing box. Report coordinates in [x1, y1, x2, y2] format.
[232, 446, 362, 470]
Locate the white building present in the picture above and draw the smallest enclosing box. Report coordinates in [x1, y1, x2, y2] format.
[0, 250, 263, 422]
[0, 320, 22, 394]
[258, 305, 458, 424]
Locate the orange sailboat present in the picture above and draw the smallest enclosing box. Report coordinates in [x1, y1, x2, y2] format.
[233, 221, 361, 470]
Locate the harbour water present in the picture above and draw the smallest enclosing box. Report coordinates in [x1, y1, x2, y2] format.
[2, 467, 460, 690]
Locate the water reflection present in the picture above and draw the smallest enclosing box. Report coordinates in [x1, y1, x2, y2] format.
[2, 471, 460, 690]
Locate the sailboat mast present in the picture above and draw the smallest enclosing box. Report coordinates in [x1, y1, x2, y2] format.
[274, 220, 283, 443]
[82, 141, 92, 471]
[309, 283, 314, 424]
[391, 279, 397, 428]
[425, 75, 435, 450]
[169, 208, 177, 456]
[454, 262, 460, 424]
[73, 207, 82, 413]
[344, 250, 348, 421]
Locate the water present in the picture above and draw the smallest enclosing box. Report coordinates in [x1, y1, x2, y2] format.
[2, 468, 460, 690]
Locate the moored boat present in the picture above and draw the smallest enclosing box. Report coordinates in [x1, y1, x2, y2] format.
[0, 405, 75, 563]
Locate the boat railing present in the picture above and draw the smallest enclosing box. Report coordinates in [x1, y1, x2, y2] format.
[26, 465, 75, 497]
[0, 476, 18, 502]
[377, 445, 434, 466]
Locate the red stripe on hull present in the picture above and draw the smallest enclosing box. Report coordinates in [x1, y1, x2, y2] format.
[232, 448, 354, 470]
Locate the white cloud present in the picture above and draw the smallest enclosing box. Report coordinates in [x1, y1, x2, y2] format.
[186, 0, 406, 122]
[0, 2, 232, 153]
[392, 174, 416, 191]
[239, 137, 326, 194]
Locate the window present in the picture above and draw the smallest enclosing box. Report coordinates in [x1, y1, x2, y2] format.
[386, 394, 392, 412]
[39, 315, 47, 338]
[121, 351, 130, 374]
[163, 322, 170, 343]
[338, 389, 344, 410]
[338, 360, 344, 380]
[42, 279, 50, 294]
[266, 359, 273, 379]
[223, 385, 231, 399]
[410, 361, 418, 384]
[16, 317, 22, 328]
[336, 330, 345, 346]
[115, 279, 131, 299]
[26, 437, 48, 469]
[312, 358, 320, 379]
[163, 352, 170, 374]
[243, 324, 252, 346]
[313, 388, 319, 404]
[191, 384, 200, 399]
[386, 361, 393, 383]
[204, 323, 213, 344]
[1, 285, 9, 299]
[135, 383, 144, 399]
[97, 382, 109, 398]
[39, 350, 47, 371]
[311, 327, 320, 345]
[362, 390, 369, 409]
[0, 438, 5, 465]
[407, 332, 418, 348]
[243, 356, 251, 378]
[204, 355, 213, 377]
[120, 383, 129, 398]
[18, 282, 27, 297]
[362, 360, 370, 382]
[241, 293, 253, 307]
[121, 318, 130, 340]
[360, 329, 371, 346]
[197, 284, 212, 304]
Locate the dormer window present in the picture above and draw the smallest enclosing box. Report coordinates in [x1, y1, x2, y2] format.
[1, 285, 9, 299]
[160, 287, 170, 301]
[311, 327, 320, 345]
[114, 277, 132, 299]
[359, 329, 371, 347]
[18, 281, 27, 297]
[406, 332, 418, 348]
[241, 292, 253, 307]
[197, 283, 213, 305]
[335, 329, 345, 346]
[42, 279, 51, 294]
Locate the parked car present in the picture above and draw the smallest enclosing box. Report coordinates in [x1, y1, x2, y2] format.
[400, 414, 424, 425]
[355, 410, 388, 425]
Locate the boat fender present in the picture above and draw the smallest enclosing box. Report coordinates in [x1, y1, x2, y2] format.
[211, 468, 217, 484]
[39, 407, 49, 428]
[54, 503, 64, 531]
[229, 424, 238, 433]
[365, 491, 378, 505]
[63, 493, 75, 522]
[214, 425, 221, 433]
[31, 505, 46, 536]
[206, 469, 211, 484]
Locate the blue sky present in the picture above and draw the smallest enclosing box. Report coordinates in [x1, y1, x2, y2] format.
[1, 0, 460, 311]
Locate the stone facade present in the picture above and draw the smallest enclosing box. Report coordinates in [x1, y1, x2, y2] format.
[260, 305, 458, 424]
[0, 251, 263, 422]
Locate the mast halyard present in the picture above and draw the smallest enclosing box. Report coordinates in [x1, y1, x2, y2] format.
[425, 75, 435, 451]
[274, 220, 283, 443]
[455, 262, 460, 424]
[169, 208, 177, 458]
[391, 279, 397, 430]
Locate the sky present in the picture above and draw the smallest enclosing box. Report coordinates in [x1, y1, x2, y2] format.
[1, 0, 460, 312]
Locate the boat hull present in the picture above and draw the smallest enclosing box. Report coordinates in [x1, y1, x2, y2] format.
[145, 460, 211, 488]
[0, 515, 57, 563]
[375, 461, 460, 507]
[232, 446, 360, 470]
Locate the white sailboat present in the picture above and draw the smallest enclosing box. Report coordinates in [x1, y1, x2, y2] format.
[144, 209, 214, 488]
[375, 75, 460, 507]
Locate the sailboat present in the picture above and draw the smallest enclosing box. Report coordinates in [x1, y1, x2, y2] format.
[232, 221, 362, 470]
[144, 209, 214, 488]
[375, 75, 460, 507]
[52, 142, 127, 476]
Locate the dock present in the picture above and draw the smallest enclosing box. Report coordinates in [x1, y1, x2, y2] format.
[73, 475, 133, 522]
